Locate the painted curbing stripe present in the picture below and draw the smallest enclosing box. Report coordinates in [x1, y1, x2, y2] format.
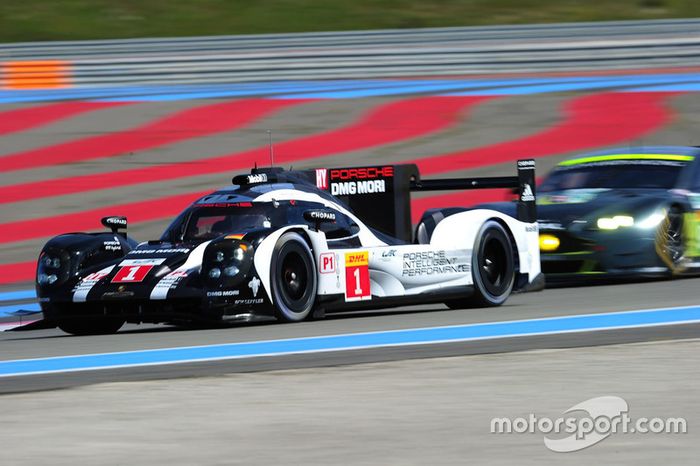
[0, 289, 36, 302]
[447, 73, 700, 96]
[0, 303, 40, 317]
[1, 305, 700, 377]
[0, 320, 40, 332]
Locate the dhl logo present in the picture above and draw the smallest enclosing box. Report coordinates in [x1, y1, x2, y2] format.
[345, 251, 369, 266]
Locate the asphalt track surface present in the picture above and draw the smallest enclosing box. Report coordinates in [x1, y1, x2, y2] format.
[2, 277, 699, 393]
[1, 69, 700, 396]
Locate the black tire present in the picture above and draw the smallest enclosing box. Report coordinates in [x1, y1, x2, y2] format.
[657, 207, 686, 274]
[446, 220, 515, 309]
[57, 317, 125, 336]
[270, 232, 317, 322]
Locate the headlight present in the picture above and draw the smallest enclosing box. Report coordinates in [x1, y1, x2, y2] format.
[636, 211, 666, 229]
[223, 266, 240, 277]
[597, 215, 634, 230]
[38, 273, 58, 285]
[43, 256, 61, 269]
[539, 234, 560, 252]
[233, 247, 246, 262]
[203, 241, 252, 285]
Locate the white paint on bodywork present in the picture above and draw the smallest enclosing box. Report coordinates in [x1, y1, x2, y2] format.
[72, 265, 115, 302]
[323, 245, 472, 300]
[252, 189, 541, 302]
[431, 209, 541, 282]
[150, 241, 211, 300]
[253, 189, 387, 247]
[254, 225, 329, 303]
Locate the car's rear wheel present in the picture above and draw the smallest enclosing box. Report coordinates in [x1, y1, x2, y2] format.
[57, 317, 125, 336]
[446, 220, 515, 309]
[271, 232, 317, 322]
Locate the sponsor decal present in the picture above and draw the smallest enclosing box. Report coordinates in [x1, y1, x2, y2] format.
[83, 270, 111, 282]
[112, 265, 154, 283]
[517, 159, 536, 169]
[197, 202, 253, 208]
[329, 166, 393, 197]
[151, 270, 189, 295]
[307, 210, 336, 221]
[382, 249, 397, 258]
[207, 290, 241, 297]
[320, 252, 336, 273]
[521, 183, 535, 202]
[246, 173, 268, 184]
[316, 168, 328, 190]
[73, 265, 115, 302]
[331, 180, 386, 196]
[248, 276, 261, 298]
[402, 250, 469, 277]
[118, 258, 167, 267]
[102, 216, 127, 227]
[329, 166, 394, 180]
[225, 234, 245, 240]
[129, 248, 190, 254]
[525, 224, 538, 233]
[344, 251, 371, 301]
[102, 237, 122, 252]
[235, 298, 264, 305]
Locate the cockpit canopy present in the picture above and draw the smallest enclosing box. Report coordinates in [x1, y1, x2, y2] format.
[160, 199, 361, 244]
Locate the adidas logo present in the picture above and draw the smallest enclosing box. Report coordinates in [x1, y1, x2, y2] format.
[521, 184, 535, 202]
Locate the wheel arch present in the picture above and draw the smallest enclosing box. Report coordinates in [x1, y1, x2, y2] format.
[253, 225, 323, 303]
[488, 217, 521, 275]
[430, 208, 539, 281]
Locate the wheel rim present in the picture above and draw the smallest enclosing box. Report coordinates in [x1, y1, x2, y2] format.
[281, 252, 307, 302]
[480, 236, 508, 295]
[664, 212, 684, 264]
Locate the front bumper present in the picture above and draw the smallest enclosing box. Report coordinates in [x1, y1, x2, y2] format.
[41, 295, 275, 325]
[539, 228, 667, 284]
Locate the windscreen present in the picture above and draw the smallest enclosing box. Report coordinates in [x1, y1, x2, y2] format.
[164, 204, 282, 242]
[539, 160, 687, 193]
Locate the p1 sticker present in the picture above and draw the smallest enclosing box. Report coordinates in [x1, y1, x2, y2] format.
[344, 251, 371, 301]
[319, 252, 336, 274]
[112, 265, 154, 283]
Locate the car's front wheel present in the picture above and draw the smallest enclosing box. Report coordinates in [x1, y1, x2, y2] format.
[270, 232, 317, 322]
[657, 206, 687, 274]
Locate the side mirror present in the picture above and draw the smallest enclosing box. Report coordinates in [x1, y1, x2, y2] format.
[101, 216, 127, 237]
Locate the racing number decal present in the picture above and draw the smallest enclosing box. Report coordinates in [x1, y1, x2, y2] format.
[112, 265, 153, 283]
[344, 251, 371, 301]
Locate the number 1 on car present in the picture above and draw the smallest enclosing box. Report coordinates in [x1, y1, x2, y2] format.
[344, 251, 371, 301]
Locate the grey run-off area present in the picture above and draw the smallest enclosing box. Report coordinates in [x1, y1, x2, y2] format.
[0, 338, 696, 465]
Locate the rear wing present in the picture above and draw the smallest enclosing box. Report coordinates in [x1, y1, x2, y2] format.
[410, 159, 537, 223]
[296, 159, 536, 242]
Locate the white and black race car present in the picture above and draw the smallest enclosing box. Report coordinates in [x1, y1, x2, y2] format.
[36, 161, 542, 335]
